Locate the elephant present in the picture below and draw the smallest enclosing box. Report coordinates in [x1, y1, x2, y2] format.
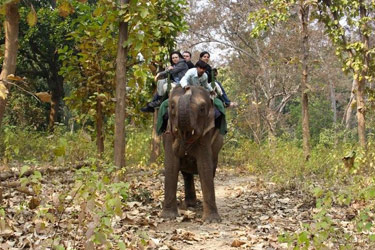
[161, 85, 223, 222]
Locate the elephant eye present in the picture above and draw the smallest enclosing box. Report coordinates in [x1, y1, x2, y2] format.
[199, 105, 205, 114]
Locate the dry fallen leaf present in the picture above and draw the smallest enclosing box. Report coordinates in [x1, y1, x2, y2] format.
[260, 215, 269, 221]
[278, 198, 290, 204]
[28, 197, 40, 209]
[35, 92, 51, 103]
[0, 219, 13, 236]
[231, 239, 246, 247]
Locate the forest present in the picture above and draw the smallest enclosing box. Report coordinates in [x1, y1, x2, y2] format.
[1, 0, 375, 249]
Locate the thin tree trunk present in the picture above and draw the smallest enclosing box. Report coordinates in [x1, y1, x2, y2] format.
[343, 78, 356, 129]
[114, 0, 129, 167]
[254, 88, 261, 144]
[356, 75, 366, 147]
[0, 3, 19, 127]
[357, 1, 368, 148]
[329, 80, 337, 123]
[150, 110, 161, 164]
[96, 97, 104, 157]
[300, 4, 311, 160]
[48, 74, 64, 129]
[149, 62, 161, 164]
[266, 107, 276, 143]
[50, 0, 56, 9]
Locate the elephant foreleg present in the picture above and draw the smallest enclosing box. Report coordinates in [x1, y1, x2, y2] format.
[212, 156, 218, 178]
[197, 150, 221, 222]
[212, 133, 223, 178]
[182, 172, 197, 207]
[162, 134, 179, 219]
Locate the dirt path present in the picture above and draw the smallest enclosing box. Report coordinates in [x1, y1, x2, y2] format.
[2, 165, 370, 249]
[145, 168, 312, 249]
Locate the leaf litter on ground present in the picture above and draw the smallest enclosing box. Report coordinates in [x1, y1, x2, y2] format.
[0, 165, 374, 249]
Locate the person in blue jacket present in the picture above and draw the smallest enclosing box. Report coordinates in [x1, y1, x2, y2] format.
[212, 68, 238, 108]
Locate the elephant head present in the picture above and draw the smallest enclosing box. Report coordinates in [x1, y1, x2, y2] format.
[168, 86, 215, 154]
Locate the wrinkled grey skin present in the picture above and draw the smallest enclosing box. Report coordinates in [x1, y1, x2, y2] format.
[161, 86, 223, 222]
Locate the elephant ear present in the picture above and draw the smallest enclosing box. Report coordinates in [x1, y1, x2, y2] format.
[203, 99, 215, 136]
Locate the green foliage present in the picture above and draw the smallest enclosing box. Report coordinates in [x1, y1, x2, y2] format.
[0, 0, 38, 27]
[278, 192, 343, 249]
[58, 0, 188, 148]
[222, 131, 375, 247]
[249, 0, 296, 38]
[125, 125, 153, 166]
[3, 89, 49, 130]
[316, 0, 375, 79]
[2, 0, 188, 143]
[286, 96, 335, 146]
[1, 2, 76, 129]
[0, 124, 152, 166]
[0, 125, 94, 163]
[72, 163, 129, 248]
[20, 169, 43, 195]
[58, 1, 116, 128]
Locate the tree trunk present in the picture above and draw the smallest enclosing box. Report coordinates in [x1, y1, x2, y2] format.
[114, 0, 129, 167]
[96, 96, 104, 157]
[356, 74, 366, 147]
[149, 110, 161, 164]
[300, 4, 311, 160]
[149, 63, 161, 164]
[357, 1, 368, 148]
[343, 78, 356, 129]
[329, 80, 337, 124]
[50, 0, 57, 9]
[0, 3, 19, 127]
[266, 107, 276, 143]
[48, 74, 64, 129]
[254, 88, 262, 144]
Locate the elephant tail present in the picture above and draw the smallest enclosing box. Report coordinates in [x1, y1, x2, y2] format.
[178, 93, 191, 132]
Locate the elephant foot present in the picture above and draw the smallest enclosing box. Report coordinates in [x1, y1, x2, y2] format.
[185, 199, 197, 208]
[202, 212, 221, 223]
[161, 209, 179, 219]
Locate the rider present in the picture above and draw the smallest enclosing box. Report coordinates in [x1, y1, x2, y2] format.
[183, 51, 195, 69]
[212, 68, 238, 108]
[141, 51, 188, 113]
[157, 60, 227, 135]
[198, 51, 213, 83]
[180, 60, 213, 92]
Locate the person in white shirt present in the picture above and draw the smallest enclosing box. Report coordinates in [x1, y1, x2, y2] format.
[180, 60, 213, 92]
[180, 60, 224, 98]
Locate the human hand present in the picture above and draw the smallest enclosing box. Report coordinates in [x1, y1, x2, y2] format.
[154, 73, 160, 81]
[229, 101, 238, 108]
[209, 91, 216, 97]
[167, 66, 174, 70]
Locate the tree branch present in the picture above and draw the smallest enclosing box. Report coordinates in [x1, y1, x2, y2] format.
[1, 79, 41, 102]
[191, 31, 258, 62]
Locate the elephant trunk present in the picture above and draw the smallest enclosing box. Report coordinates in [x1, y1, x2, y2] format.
[178, 94, 192, 132]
